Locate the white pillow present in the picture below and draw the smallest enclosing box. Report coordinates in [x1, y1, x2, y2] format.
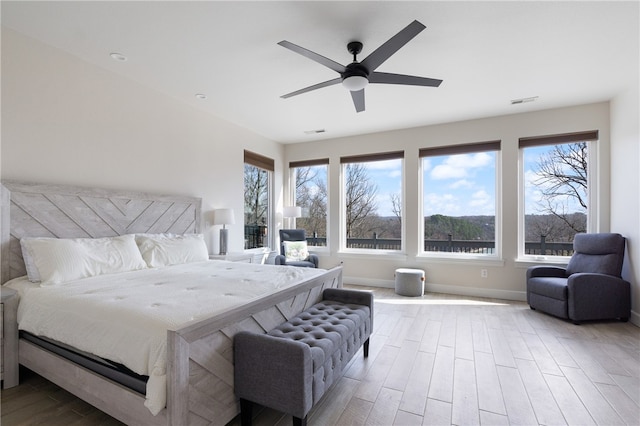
[20, 234, 148, 285]
[20, 239, 42, 282]
[283, 240, 309, 262]
[135, 234, 209, 268]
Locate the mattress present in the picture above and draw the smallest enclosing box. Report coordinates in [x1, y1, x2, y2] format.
[4, 260, 324, 415]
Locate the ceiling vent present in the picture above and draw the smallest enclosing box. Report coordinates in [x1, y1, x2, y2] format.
[511, 96, 538, 105]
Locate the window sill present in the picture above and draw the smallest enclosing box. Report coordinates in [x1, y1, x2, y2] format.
[308, 246, 330, 255]
[415, 254, 505, 267]
[515, 256, 570, 268]
[337, 249, 407, 261]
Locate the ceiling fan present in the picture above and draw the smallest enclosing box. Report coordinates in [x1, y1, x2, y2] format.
[278, 20, 443, 113]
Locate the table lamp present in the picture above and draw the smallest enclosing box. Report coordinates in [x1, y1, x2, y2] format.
[214, 208, 235, 255]
[283, 206, 302, 228]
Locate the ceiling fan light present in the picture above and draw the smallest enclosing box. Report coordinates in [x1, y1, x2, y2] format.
[342, 75, 368, 91]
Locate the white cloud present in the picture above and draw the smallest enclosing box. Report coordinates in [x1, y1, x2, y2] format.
[367, 159, 401, 170]
[469, 190, 491, 208]
[430, 152, 492, 180]
[431, 164, 467, 180]
[449, 179, 474, 189]
[424, 193, 460, 215]
[423, 158, 432, 173]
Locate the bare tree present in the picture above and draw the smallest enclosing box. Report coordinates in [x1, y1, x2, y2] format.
[390, 193, 402, 226]
[294, 167, 318, 205]
[532, 142, 587, 233]
[294, 167, 327, 238]
[244, 164, 268, 225]
[344, 163, 378, 238]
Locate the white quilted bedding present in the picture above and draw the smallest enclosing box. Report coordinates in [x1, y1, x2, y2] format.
[5, 260, 324, 415]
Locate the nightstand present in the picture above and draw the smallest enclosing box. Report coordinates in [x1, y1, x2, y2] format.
[209, 253, 254, 263]
[1, 287, 19, 389]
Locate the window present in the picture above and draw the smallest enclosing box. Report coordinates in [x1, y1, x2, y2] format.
[341, 151, 404, 251]
[244, 150, 273, 249]
[519, 131, 597, 257]
[290, 159, 329, 247]
[420, 141, 500, 256]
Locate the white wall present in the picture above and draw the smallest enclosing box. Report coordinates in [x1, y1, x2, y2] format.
[1, 29, 284, 254]
[610, 83, 640, 325]
[285, 103, 612, 301]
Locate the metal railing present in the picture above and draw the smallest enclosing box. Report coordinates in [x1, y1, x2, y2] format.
[303, 233, 574, 255]
[244, 225, 267, 249]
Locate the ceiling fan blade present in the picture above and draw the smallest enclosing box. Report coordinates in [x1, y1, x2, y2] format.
[361, 20, 426, 72]
[278, 40, 346, 74]
[281, 78, 342, 99]
[369, 72, 442, 87]
[350, 89, 365, 113]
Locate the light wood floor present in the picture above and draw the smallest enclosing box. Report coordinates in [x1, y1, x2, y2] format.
[1, 287, 639, 425]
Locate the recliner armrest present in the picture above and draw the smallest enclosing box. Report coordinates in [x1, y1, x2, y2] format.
[527, 265, 567, 279]
[568, 273, 630, 293]
[275, 253, 318, 267]
[567, 273, 631, 321]
[307, 253, 319, 268]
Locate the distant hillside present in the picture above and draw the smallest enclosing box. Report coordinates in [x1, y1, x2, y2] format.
[345, 212, 585, 242]
[424, 214, 495, 240]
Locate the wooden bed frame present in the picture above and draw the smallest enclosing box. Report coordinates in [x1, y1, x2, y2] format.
[0, 180, 342, 425]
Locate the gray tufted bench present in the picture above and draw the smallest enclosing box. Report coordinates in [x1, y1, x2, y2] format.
[234, 288, 373, 426]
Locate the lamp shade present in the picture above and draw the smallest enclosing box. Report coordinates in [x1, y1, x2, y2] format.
[283, 206, 302, 218]
[213, 208, 235, 226]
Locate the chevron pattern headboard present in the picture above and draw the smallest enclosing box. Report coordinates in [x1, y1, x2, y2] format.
[0, 181, 202, 283]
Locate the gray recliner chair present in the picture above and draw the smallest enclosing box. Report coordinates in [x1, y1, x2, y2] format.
[275, 229, 318, 268]
[526, 233, 631, 324]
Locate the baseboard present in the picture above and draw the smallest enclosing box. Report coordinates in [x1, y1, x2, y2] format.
[630, 309, 640, 327]
[344, 276, 527, 302]
[344, 276, 394, 289]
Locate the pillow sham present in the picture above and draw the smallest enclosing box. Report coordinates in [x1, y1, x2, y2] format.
[283, 240, 309, 262]
[20, 234, 148, 285]
[20, 239, 42, 282]
[135, 233, 209, 268]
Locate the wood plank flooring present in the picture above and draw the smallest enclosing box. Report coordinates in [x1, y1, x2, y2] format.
[1, 286, 638, 425]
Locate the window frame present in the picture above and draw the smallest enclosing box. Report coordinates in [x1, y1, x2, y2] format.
[418, 140, 502, 261]
[289, 158, 330, 252]
[517, 130, 598, 262]
[244, 150, 274, 250]
[339, 151, 405, 255]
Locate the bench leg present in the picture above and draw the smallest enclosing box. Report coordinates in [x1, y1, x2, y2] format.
[240, 398, 253, 426]
[293, 415, 308, 426]
[363, 338, 370, 358]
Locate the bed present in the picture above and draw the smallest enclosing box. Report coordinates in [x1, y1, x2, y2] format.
[0, 180, 342, 425]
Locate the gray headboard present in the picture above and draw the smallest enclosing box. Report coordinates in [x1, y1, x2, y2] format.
[0, 180, 202, 284]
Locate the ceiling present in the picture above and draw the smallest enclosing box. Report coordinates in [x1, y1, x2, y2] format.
[2, 1, 638, 144]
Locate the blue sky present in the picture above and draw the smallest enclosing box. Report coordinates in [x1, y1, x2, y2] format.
[422, 152, 496, 217]
[360, 155, 496, 217]
[523, 145, 587, 215]
[364, 144, 587, 217]
[299, 144, 586, 218]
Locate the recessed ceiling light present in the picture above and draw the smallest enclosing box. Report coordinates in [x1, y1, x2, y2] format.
[511, 96, 538, 105]
[195, 94, 208, 100]
[109, 52, 127, 62]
